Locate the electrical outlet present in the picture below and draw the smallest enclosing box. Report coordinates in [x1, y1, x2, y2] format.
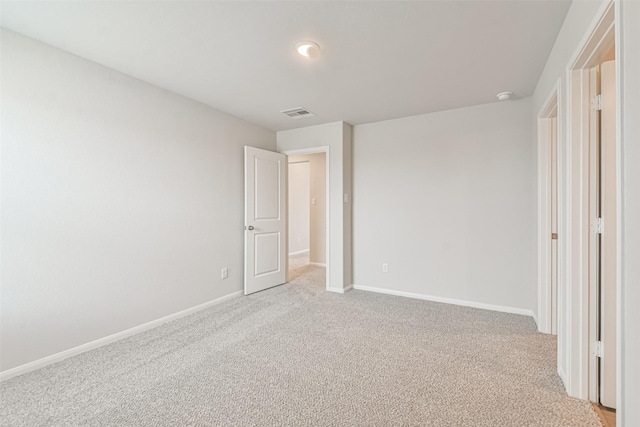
[382, 263, 389, 273]
[221, 268, 228, 279]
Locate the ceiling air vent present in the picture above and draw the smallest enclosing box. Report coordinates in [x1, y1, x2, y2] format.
[281, 107, 315, 120]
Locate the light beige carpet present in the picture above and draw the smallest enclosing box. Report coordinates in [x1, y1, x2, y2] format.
[1, 254, 602, 426]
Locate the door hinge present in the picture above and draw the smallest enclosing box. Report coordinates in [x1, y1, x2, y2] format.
[591, 217, 604, 234]
[592, 94, 603, 111]
[594, 341, 604, 358]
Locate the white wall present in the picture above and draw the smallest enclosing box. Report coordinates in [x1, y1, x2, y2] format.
[277, 122, 352, 291]
[352, 98, 535, 312]
[287, 161, 310, 254]
[289, 153, 326, 264]
[0, 29, 276, 372]
[618, 1, 639, 424]
[342, 123, 353, 286]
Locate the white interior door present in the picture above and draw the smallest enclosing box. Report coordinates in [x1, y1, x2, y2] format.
[599, 59, 617, 409]
[244, 146, 287, 295]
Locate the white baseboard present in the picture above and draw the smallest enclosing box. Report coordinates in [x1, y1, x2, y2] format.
[289, 249, 309, 256]
[308, 262, 326, 267]
[0, 290, 243, 382]
[351, 284, 534, 317]
[531, 311, 539, 328]
[327, 285, 353, 294]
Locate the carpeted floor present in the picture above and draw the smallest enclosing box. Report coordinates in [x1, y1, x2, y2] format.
[1, 253, 602, 426]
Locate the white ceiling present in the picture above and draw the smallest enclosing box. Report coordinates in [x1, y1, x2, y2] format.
[1, 1, 571, 131]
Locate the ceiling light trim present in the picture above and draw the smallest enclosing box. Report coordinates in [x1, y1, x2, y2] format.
[295, 40, 320, 59]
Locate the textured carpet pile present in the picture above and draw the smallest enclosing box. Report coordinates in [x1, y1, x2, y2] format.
[1, 254, 602, 426]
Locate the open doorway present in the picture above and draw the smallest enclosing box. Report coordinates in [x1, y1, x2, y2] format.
[564, 0, 619, 415]
[287, 152, 327, 289]
[588, 48, 617, 410]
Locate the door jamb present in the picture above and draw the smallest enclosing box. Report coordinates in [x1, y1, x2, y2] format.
[564, 0, 621, 413]
[281, 146, 331, 291]
[537, 80, 561, 337]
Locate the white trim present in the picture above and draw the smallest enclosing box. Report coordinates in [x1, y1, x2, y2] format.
[537, 79, 561, 335]
[538, 80, 561, 118]
[288, 249, 309, 256]
[308, 262, 326, 267]
[567, 0, 616, 71]
[282, 146, 329, 156]
[563, 0, 621, 408]
[567, 65, 593, 400]
[531, 310, 539, 329]
[0, 291, 243, 382]
[281, 146, 331, 291]
[327, 285, 352, 294]
[352, 285, 535, 318]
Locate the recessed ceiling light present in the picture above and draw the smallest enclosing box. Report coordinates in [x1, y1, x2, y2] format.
[497, 92, 513, 101]
[295, 41, 320, 59]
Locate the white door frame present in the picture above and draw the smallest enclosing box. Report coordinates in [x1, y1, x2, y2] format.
[562, 0, 621, 412]
[281, 146, 331, 291]
[537, 80, 562, 337]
